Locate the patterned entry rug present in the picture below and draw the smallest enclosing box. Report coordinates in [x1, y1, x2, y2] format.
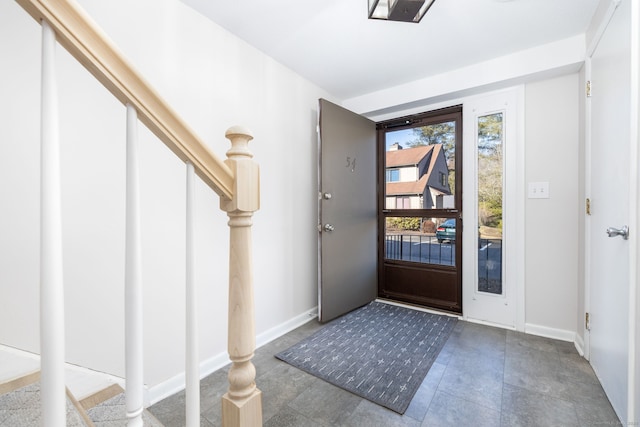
[275, 301, 457, 414]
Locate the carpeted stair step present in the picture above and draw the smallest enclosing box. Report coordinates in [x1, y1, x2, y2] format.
[80, 384, 164, 427]
[0, 372, 164, 426]
[0, 371, 92, 426]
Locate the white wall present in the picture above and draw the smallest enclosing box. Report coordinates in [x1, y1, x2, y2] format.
[523, 74, 580, 335]
[0, 0, 330, 391]
[399, 166, 418, 182]
[344, 35, 585, 117]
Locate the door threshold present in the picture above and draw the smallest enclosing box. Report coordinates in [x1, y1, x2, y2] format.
[375, 298, 462, 319]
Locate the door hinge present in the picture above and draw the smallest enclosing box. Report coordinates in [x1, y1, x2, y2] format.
[586, 80, 592, 97]
[586, 198, 591, 215]
[585, 312, 591, 331]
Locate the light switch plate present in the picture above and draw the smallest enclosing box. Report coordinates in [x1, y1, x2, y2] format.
[528, 182, 550, 199]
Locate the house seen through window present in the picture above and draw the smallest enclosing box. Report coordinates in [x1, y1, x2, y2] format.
[383, 121, 457, 266]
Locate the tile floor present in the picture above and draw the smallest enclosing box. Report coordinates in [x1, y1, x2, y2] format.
[149, 319, 622, 426]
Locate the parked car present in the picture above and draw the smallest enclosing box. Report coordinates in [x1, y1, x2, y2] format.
[436, 219, 456, 243]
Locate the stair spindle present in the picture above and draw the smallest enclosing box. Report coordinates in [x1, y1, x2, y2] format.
[40, 19, 66, 427]
[185, 162, 200, 427]
[125, 104, 144, 427]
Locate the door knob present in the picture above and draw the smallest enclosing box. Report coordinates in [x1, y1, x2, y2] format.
[324, 223, 335, 232]
[606, 225, 629, 240]
[323, 192, 332, 200]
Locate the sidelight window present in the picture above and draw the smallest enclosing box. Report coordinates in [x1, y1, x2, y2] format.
[477, 112, 504, 295]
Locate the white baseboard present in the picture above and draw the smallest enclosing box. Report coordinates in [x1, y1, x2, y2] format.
[524, 323, 576, 343]
[147, 306, 318, 406]
[256, 307, 318, 348]
[574, 332, 585, 356]
[464, 317, 517, 331]
[147, 351, 230, 406]
[457, 320, 581, 350]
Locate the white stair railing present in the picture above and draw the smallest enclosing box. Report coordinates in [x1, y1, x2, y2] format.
[17, 1, 262, 426]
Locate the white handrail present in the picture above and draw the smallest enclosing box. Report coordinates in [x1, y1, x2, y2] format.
[16, 0, 235, 200]
[40, 19, 66, 427]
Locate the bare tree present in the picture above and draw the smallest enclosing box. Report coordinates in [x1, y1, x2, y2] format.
[477, 113, 503, 229]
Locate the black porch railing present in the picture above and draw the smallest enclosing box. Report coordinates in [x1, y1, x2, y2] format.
[384, 235, 503, 295]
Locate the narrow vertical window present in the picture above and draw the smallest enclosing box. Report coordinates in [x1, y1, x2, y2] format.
[477, 113, 503, 294]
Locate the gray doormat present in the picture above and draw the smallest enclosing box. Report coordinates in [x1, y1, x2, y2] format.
[275, 301, 457, 414]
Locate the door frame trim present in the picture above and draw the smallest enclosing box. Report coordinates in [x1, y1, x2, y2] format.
[461, 86, 525, 331]
[583, 0, 622, 365]
[630, 1, 639, 420]
[627, 1, 640, 421]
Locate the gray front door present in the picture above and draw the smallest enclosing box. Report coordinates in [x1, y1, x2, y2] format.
[318, 99, 377, 322]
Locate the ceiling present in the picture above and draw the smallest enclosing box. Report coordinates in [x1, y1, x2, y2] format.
[180, 0, 600, 100]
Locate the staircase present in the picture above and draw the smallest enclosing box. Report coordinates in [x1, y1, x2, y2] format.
[7, 0, 263, 425]
[1, 374, 163, 426]
[0, 347, 163, 426]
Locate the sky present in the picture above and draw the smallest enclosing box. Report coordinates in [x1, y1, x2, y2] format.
[385, 128, 417, 151]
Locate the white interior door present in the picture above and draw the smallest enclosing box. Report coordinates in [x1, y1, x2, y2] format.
[318, 99, 377, 322]
[588, 0, 632, 422]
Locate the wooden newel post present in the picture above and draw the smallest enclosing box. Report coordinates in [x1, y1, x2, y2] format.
[220, 126, 262, 427]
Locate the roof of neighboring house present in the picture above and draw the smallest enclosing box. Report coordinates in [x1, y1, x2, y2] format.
[386, 175, 428, 196]
[386, 145, 433, 167]
[425, 144, 444, 178]
[385, 143, 451, 198]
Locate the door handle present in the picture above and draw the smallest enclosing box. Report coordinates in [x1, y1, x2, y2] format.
[606, 225, 629, 240]
[324, 223, 335, 232]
